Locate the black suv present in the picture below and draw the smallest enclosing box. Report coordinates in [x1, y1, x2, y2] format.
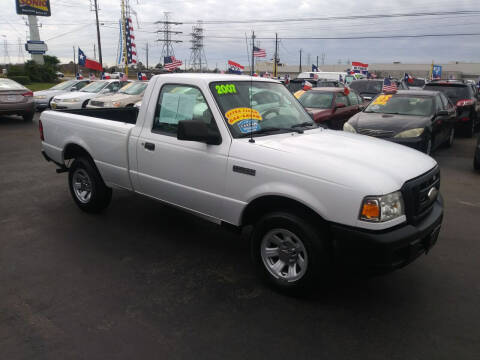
[424, 80, 480, 137]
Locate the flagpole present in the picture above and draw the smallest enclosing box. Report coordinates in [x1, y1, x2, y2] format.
[251, 31, 255, 76]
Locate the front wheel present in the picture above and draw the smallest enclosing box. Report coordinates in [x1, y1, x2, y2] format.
[424, 136, 433, 155]
[251, 211, 330, 294]
[464, 115, 475, 138]
[445, 127, 455, 148]
[68, 157, 112, 213]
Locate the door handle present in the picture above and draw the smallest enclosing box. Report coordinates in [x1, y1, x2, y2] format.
[144, 142, 155, 151]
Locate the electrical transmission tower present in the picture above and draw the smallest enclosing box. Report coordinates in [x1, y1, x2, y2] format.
[2, 36, 10, 65]
[189, 21, 207, 72]
[155, 12, 182, 64]
[17, 37, 25, 63]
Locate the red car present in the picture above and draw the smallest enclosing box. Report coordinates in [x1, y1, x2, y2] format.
[297, 87, 366, 129]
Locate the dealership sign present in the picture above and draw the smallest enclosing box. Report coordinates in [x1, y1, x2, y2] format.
[15, 0, 51, 17]
[25, 40, 48, 54]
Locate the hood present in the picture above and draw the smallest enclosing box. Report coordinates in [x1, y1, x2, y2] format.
[348, 112, 431, 135]
[93, 93, 139, 104]
[305, 108, 333, 123]
[54, 91, 95, 101]
[34, 89, 66, 97]
[230, 128, 437, 195]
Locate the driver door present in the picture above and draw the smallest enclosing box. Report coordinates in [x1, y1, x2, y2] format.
[135, 84, 231, 220]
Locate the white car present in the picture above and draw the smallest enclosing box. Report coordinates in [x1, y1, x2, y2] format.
[50, 80, 129, 110]
[40, 74, 443, 293]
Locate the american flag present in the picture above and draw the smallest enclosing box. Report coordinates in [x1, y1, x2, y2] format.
[253, 46, 266, 58]
[164, 56, 183, 71]
[382, 78, 397, 93]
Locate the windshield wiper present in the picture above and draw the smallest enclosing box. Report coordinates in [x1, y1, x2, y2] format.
[238, 127, 285, 138]
[291, 121, 316, 129]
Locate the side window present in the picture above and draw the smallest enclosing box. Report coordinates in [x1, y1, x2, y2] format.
[152, 84, 215, 136]
[347, 91, 359, 105]
[439, 93, 449, 108]
[74, 82, 88, 90]
[107, 82, 121, 92]
[335, 93, 349, 106]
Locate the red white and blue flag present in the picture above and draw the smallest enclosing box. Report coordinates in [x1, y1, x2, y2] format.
[164, 56, 182, 71]
[383, 78, 397, 93]
[137, 72, 147, 80]
[253, 46, 266, 57]
[227, 60, 244, 74]
[78, 48, 102, 71]
[404, 73, 414, 84]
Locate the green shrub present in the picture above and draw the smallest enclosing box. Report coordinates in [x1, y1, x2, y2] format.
[8, 75, 31, 85]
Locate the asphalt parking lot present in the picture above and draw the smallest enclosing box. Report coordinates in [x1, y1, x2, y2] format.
[1, 113, 479, 360]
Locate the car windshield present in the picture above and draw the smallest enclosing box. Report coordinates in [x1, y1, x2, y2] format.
[365, 94, 434, 116]
[210, 81, 314, 138]
[298, 91, 334, 109]
[80, 81, 107, 93]
[410, 79, 425, 87]
[424, 84, 471, 101]
[349, 81, 382, 94]
[0, 78, 26, 90]
[119, 82, 148, 95]
[317, 81, 337, 87]
[50, 80, 77, 90]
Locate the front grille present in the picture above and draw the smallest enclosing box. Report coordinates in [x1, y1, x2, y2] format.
[358, 128, 394, 138]
[401, 166, 440, 224]
[89, 101, 104, 107]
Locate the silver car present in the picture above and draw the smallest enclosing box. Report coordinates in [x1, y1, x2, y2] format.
[33, 80, 91, 110]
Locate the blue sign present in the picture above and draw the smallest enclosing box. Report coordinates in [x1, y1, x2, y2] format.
[432, 65, 442, 80]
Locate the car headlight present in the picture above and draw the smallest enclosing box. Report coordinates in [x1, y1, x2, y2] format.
[394, 128, 425, 138]
[112, 101, 122, 108]
[343, 122, 356, 133]
[63, 98, 81, 103]
[359, 191, 404, 222]
[34, 95, 46, 99]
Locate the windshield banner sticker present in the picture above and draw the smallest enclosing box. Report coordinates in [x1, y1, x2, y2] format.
[238, 120, 261, 133]
[372, 94, 392, 106]
[216, 84, 237, 95]
[225, 107, 262, 125]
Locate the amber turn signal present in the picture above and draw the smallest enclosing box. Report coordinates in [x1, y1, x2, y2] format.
[361, 199, 380, 220]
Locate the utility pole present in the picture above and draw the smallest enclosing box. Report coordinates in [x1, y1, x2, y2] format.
[273, 32, 278, 78]
[93, 43, 96, 60]
[146, 42, 149, 69]
[299, 49, 302, 73]
[17, 37, 25, 63]
[73, 46, 76, 75]
[322, 53, 326, 65]
[251, 31, 255, 76]
[189, 21, 207, 72]
[93, 0, 103, 69]
[316, 55, 318, 70]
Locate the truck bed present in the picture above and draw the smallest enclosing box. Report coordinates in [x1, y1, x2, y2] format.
[57, 107, 138, 124]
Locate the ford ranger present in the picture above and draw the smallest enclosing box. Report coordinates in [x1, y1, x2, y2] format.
[40, 74, 443, 293]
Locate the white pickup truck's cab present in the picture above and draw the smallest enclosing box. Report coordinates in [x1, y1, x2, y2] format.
[40, 74, 443, 293]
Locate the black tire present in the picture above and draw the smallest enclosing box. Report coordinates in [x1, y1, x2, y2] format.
[82, 100, 89, 109]
[474, 153, 480, 171]
[68, 157, 112, 213]
[464, 115, 475, 138]
[250, 211, 331, 294]
[424, 135, 433, 155]
[23, 113, 34, 122]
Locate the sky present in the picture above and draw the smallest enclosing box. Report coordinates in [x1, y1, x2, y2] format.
[1, 0, 480, 69]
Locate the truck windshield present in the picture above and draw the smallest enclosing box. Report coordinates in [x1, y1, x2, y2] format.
[210, 81, 314, 138]
[365, 95, 433, 116]
[80, 81, 107, 93]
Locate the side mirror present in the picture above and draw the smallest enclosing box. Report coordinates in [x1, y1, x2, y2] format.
[177, 120, 221, 145]
[437, 109, 448, 116]
[335, 102, 346, 109]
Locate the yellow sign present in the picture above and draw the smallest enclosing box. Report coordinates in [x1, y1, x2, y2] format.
[372, 95, 392, 105]
[225, 107, 262, 125]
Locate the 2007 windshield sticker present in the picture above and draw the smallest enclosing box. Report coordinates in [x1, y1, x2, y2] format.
[372, 94, 392, 105]
[216, 84, 237, 95]
[225, 107, 262, 125]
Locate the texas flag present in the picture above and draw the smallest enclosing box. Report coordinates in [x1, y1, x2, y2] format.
[404, 73, 414, 84]
[78, 48, 102, 71]
[137, 72, 147, 80]
[303, 80, 313, 91]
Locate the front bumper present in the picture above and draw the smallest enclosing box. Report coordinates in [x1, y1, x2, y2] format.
[385, 136, 426, 152]
[50, 101, 83, 110]
[330, 195, 443, 270]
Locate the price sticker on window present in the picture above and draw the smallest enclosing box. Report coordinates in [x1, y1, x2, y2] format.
[216, 84, 237, 95]
[225, 107, 262, 125]
[372, 95, 392, 105]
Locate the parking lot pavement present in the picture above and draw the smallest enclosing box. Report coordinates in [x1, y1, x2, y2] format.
[1, 113, 479, 360]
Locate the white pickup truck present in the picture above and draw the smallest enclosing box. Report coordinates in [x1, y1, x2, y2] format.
[40, 74, 443, 293]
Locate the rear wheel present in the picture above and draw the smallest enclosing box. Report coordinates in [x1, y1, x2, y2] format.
[445, 127, 455, 148]
[251, 211, 330, 294]
[464, 114, 475, 138]
[68, 157, 112, 213]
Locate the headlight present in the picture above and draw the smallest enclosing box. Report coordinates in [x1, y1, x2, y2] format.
[112, 102, 122, 107]
[359, 191, 404, 222]
[343, 122, 356, 133]
[35, 95, 46, 99]
[63, 98, 81, 103]
[394, 128, 425, 138]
